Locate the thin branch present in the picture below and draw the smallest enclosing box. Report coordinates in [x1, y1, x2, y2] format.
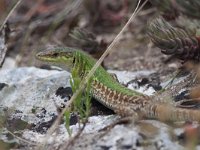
[6, 129, 37, 146]
[0, 123, 37, 146]
[60, 120, 87, 150]
[0, 0, 22, 31]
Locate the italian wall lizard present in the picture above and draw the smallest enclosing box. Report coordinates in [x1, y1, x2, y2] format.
[36, 47, 200, 122]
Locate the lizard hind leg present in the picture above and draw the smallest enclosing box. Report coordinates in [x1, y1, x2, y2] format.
[114, 107, 140, 122]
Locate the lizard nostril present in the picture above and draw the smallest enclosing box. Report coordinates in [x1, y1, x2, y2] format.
[73, 58, 75, 64]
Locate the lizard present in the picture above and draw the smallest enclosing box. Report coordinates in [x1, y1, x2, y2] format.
[36, 47, 200, 122]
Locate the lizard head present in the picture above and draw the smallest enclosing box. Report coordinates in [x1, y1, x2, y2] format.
[36, 47, 75, 67]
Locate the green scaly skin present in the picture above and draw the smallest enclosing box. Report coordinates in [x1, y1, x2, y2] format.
[36, 47, 200, 122]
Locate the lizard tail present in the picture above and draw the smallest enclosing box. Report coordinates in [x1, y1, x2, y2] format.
[146, 103, 200, 122]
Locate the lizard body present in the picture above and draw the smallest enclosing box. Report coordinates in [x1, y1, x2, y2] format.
[36, 47, 200, 122]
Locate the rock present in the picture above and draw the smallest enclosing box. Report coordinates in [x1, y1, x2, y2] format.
[0, 67, 71, 124]
[0, 67, 192, 149]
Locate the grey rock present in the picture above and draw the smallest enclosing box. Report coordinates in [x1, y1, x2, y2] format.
[0, 67, 190, 149]
[0, 67, 71, 124]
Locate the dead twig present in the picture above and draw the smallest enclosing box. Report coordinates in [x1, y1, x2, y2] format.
[0, 0, 22, 67]
[0, 0, 22, 31]
[0, 25, 7, 67]
[60, 120, 87, 150]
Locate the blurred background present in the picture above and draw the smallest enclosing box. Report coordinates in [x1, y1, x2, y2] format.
[2, 1, 200, 149]
[0, 0, 159, 71]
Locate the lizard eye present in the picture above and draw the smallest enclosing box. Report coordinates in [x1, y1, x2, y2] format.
[52, 53, 59, 57]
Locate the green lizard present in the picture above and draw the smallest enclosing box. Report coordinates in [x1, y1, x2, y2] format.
[36, 47, 200, 122]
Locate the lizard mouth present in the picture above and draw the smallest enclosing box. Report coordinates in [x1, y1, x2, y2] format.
[35, 51, 56, 62]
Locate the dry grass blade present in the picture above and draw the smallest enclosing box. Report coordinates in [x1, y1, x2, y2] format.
[0, 0, 22, 31]
[0, 123, 37, 146]
[36, 0, 149, 149]
[0, 25, 7, 67]
[59, 120, 87, 150]
[0, 0, 22, 67]
[6, 129, 37, 146]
